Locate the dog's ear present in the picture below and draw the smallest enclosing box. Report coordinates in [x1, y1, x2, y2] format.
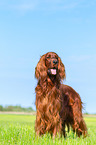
[35, 54, 47, 79]
[58, 57, 66, 80]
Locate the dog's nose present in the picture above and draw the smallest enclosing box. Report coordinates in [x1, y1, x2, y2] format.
[53, 60, 58, 64]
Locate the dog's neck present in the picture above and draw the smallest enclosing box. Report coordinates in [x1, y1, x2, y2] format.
[38, 74, 61, 90]
[47, 74, 61, 88]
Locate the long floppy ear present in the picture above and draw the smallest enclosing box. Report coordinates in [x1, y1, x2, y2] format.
[35, 54, 47, 79]
[58, 57, 66, 80]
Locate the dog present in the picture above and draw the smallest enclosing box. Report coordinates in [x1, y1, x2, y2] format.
[35, 52, 87, 137]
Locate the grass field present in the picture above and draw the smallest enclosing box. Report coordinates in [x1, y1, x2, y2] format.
[0, 114, 96, 145]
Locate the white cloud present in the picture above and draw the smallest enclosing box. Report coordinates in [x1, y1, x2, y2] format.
[11, 3, 36, 11]
[0, 0, 38, 11]
[0, 0, 80, 12]
[1, 0, 96, 12]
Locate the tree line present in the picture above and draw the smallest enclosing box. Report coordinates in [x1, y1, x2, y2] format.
[0, 105, 34, 112]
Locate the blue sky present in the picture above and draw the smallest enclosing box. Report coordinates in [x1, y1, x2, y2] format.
[0, 0, 96, 113]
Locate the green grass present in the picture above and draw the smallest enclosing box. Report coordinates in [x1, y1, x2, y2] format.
[0, 114, 96, 145]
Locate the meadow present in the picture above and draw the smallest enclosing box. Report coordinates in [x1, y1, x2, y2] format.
[0, 114, 96, 145]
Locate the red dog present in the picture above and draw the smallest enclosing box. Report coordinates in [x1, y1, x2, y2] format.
[35, 52, 87, 137]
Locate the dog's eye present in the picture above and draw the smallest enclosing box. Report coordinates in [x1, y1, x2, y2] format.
[46, 56, 50, 59]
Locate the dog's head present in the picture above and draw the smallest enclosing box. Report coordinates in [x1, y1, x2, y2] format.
[35, 52, 66, 81]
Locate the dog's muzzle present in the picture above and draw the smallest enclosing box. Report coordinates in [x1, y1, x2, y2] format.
[48, 69, 57, 75]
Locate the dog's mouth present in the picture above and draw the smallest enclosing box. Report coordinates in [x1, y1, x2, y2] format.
[48, 68, 57, 75]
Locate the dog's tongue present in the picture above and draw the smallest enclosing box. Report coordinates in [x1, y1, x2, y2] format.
[50, 69, 56, 75]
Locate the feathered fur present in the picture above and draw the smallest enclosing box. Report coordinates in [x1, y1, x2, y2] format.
[35, 52, 87, 137]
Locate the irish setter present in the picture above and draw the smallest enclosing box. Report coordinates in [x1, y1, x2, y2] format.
[35, 52, 87, 137]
